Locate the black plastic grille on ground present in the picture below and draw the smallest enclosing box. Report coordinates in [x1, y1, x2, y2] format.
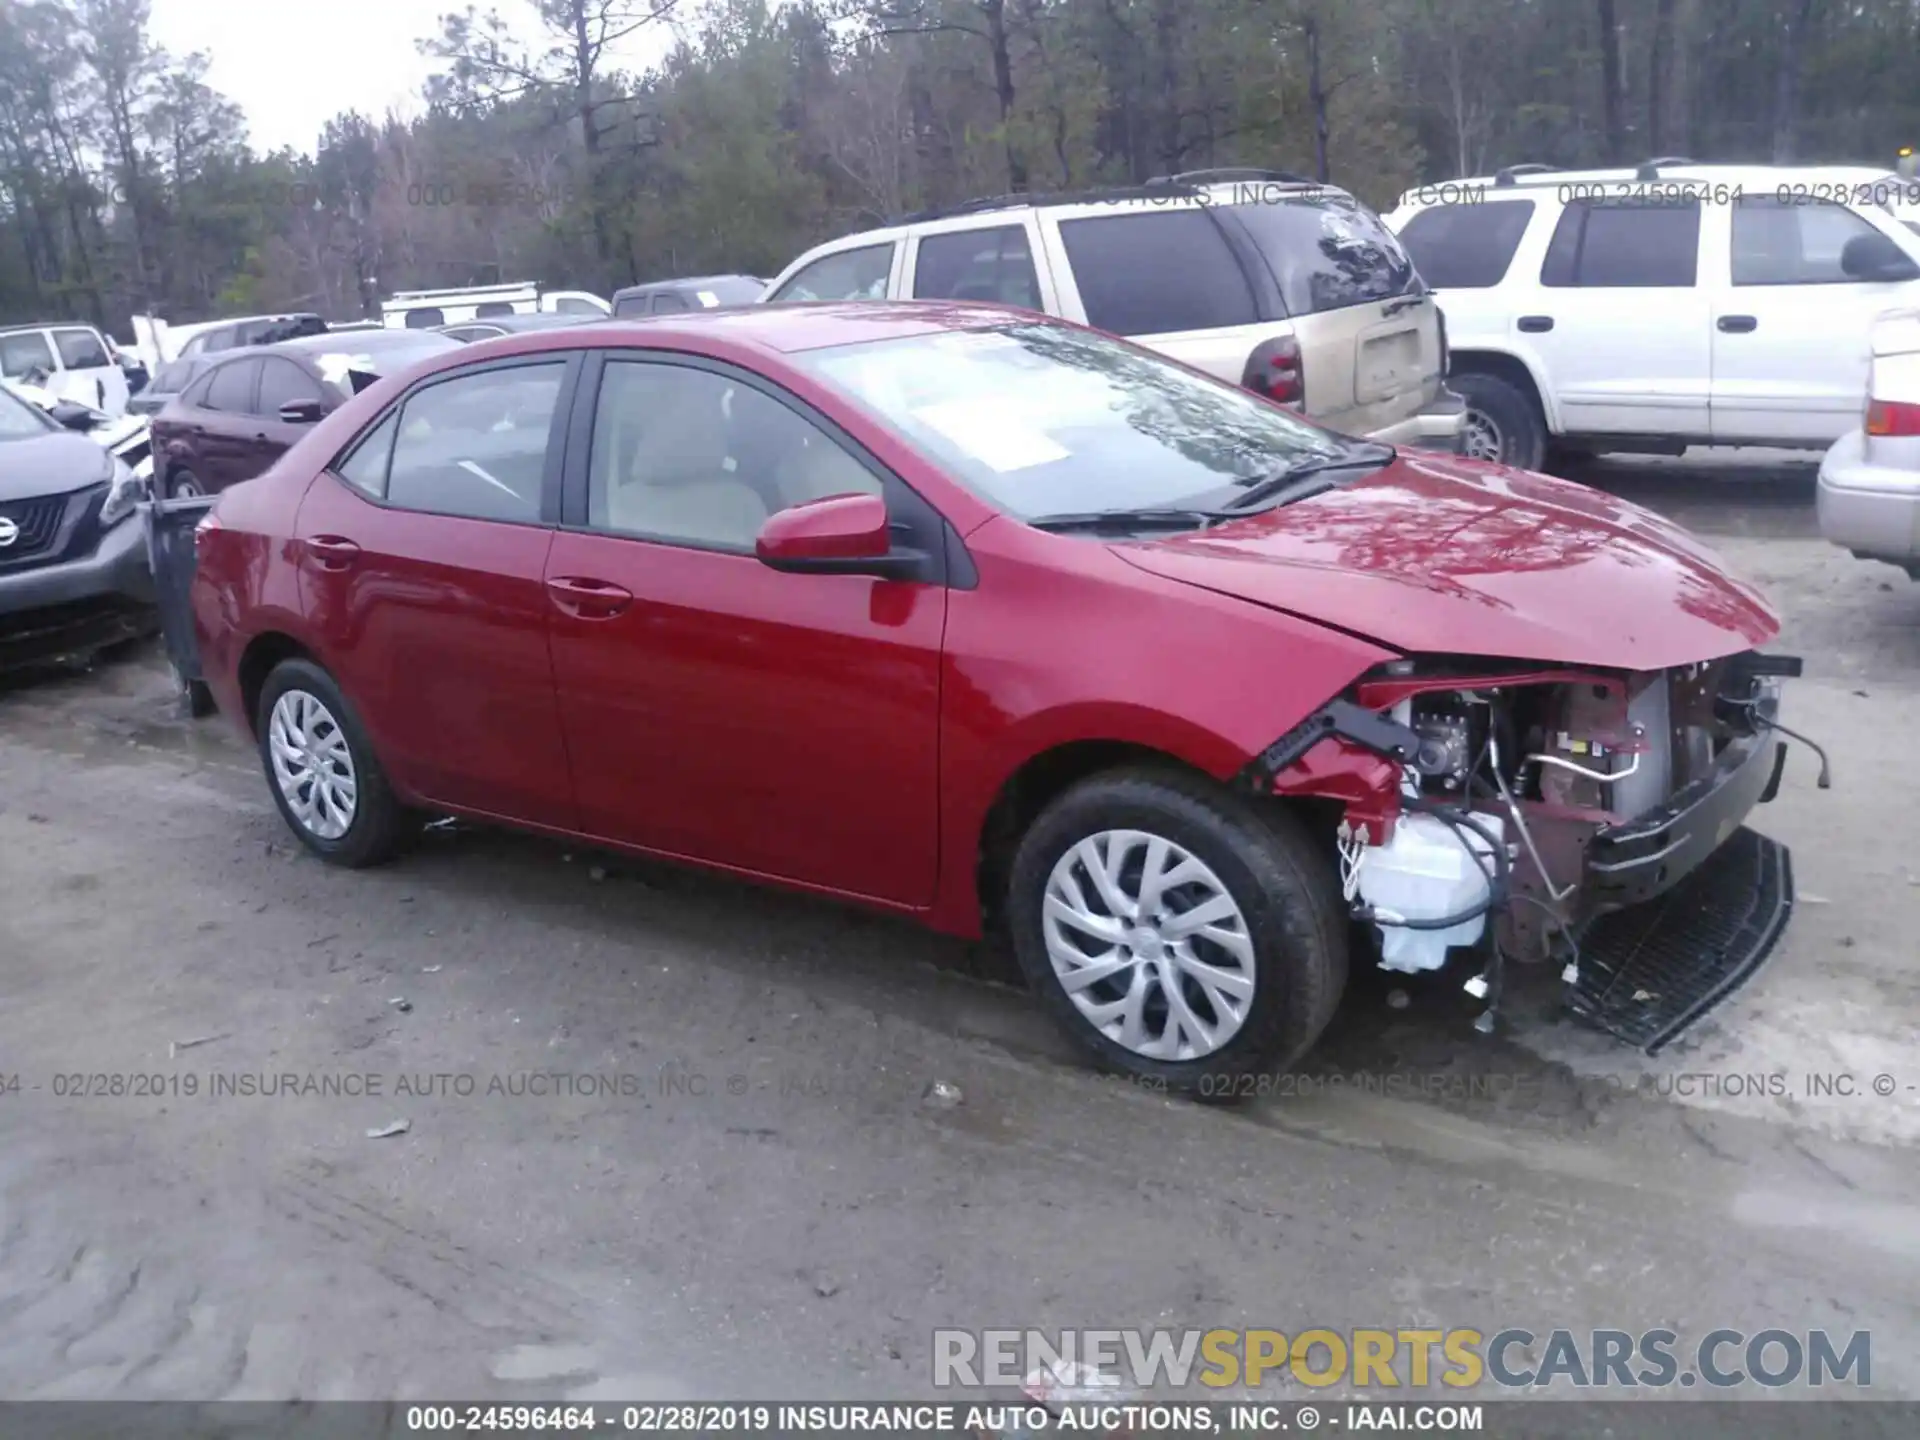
[1568, 825, 1794, 1054]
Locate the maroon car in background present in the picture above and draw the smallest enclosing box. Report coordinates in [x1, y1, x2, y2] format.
[188, 302, 1819, 1091]
[151, 329, 460, 497]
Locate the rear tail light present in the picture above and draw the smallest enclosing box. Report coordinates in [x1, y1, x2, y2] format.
[1243, 335, 1306, 408]
[1865, 398, 1920, 436]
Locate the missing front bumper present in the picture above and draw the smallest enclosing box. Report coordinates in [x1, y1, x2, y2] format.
[1567, 825, 1794, 1053]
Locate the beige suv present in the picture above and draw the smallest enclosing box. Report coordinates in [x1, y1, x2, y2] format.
[763, 170, 1465, 450]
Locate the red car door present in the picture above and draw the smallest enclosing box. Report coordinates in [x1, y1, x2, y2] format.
[543, 354, 945, 906]
[294, 356, 579, 830]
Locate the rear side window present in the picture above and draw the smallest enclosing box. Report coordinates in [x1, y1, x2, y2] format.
[1732, 198, 1886, 285]
[257, 357, 323, 414]
[204, 358, 260, 412]
[475, 302, 516, 318]
[652, 291, 691, 313]
[384, 362, 565, 522]
[1225, 196, 1417, 314]
[53, 328, 110, 368]
[1396, 201, 1536, 289]
[553, 296, 602, 315]
[335, 412, 399, 497]
[767, 243, 894, 303]
[613, 294, 649, 317]
[0, 330, 55, 378]
[1059, 210, 1257, 335]
[1541, 200, 1700, 287]
[404, 308, 445, 329]
[912, 225, 1043, 309]
[152, 359, 198, 393]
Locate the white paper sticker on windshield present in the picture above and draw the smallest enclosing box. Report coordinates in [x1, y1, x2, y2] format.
[696, 290, 719, 308]
[913, 399, 1069, 471]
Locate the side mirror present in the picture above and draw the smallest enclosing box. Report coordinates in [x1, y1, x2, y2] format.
[1840, 231, 1920, 283]
[754, 492, 924, 579]
[49, 400, 96, 431]
[279, 398, 325, 424]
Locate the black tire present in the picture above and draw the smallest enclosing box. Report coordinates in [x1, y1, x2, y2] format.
[1454, 371, 1547, 472]
[1006, 766, 1348, 1097]
[165, 468, 204, 499]
[255, 657, 409, 867]
[178, 666, 217, 718]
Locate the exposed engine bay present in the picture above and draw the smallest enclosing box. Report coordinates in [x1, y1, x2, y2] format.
[1249, 650, 1827, 1037]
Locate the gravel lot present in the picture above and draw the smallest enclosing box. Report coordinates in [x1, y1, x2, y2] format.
[2, 453, 1918, 1418]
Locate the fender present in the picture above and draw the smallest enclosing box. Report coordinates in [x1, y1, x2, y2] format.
[1448, 343, 1563, 434]
[923, 530, 1396, 935]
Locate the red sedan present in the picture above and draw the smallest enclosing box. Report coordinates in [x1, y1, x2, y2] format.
[191, 302, 1812, 1091]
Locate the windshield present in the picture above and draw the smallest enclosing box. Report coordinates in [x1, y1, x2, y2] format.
[794, 321, 1353, 519]
[0, 384, 57, 441]
[1225, 193, 1418, 314]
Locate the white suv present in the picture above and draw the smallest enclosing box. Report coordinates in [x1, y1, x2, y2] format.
[764, 171, 1465, 450]
[0, 322, 131, 416]
[1383, 162, 1920, 469]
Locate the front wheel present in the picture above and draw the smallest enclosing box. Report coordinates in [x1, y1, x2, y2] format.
[1006, 767, 1348, 1096]
[256, 658, 409, 867]
[1454, 371, 1547, 472]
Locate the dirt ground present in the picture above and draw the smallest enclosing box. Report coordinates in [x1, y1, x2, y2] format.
[2, 452, 1918, 1418]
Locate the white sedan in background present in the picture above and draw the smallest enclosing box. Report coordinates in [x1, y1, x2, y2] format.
[1818, 307, 1920, 578]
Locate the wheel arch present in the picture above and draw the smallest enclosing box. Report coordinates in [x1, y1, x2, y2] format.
[1448, 347, 1560, 435]
[236, 630, 316, 736]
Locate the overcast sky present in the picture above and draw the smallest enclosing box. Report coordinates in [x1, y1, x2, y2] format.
[147, 0, 677, 158]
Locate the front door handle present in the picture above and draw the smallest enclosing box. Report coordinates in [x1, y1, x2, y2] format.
[1718, 315, 1758, 333]
[1517, 315, 1554, 333]
[546, 575, 633, 619]
[305, 534, 361, 571]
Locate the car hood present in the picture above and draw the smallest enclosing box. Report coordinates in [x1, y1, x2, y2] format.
[1112, 451, 1779, 671]
[0, 432, 113, 501]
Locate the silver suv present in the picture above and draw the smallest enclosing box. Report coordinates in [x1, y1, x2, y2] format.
[763, 171, 1465, 450]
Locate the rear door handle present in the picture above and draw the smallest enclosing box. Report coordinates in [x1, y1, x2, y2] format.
[546, 575, 633, 619]
[1517, 315, 1554, 333]
[305, 534, 361, 571]
[1718, 314, 1758, 333]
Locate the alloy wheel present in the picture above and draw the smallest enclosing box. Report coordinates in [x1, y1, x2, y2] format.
[267, 689, 358, 840]
[1041, 828, 1256, 1061]
[1460, 409, 1504, 463]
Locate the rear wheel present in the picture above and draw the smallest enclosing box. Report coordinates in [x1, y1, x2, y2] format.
[1006, 767, 1347, 1097]
[1454, 371, 1547, 472]
[166, 468, 204, 499]
[256, 658, 409, 867]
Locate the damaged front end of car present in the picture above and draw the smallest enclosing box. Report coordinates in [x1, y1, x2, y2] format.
[1242, 652, 1828, 1052]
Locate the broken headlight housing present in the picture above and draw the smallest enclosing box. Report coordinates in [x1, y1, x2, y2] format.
[99, 455, 143, 528]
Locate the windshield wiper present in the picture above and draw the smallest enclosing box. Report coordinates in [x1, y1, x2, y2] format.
[1027, 507, 1234, 534]
[1221, 442, 1396, 513]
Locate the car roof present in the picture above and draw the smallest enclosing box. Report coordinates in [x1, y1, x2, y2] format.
[438, 312, 593, 333]
[606, 299, 1041, 353]
[1394, 160, 1904, 207]
[612, 275, 763, 297]
[268, 329, 465, 355]
[773, 175, 1361, 274]
[432, 300, 1041, 364]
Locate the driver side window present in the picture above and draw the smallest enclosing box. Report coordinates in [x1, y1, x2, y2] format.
[586, 360, 880, 551]
[382, 362, 565, 522]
